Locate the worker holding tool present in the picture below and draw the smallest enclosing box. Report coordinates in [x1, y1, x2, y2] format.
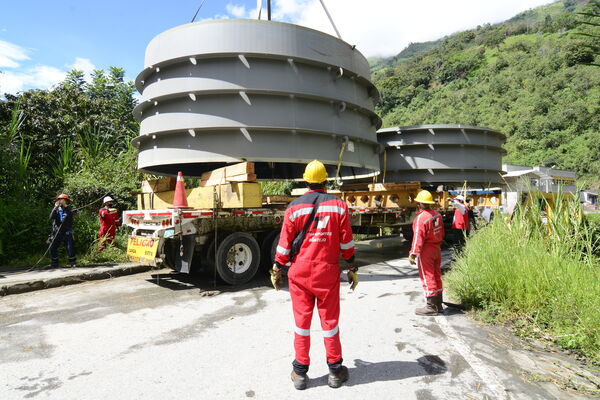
[98, 196, 121, 251]
[270, 160, 356, 390]
[49, 193, 77, 268]
[452, 194, 469, 246]
[408, 190, 445, 315]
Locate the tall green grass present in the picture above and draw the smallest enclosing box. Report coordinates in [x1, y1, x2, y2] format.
[446, 193, 600, 362]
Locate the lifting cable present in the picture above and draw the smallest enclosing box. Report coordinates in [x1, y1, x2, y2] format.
[191, 0, 209, 23]
[334, 138, 347, 187]
[382, 149, 388, 184]
[319, 0, 342, 40]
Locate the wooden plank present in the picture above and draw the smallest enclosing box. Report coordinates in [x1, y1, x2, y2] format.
[141, 177, 176, 193]
[262, 195, 295, 205]
[199, 173, 257, 187]
[188, 183, 263, 209]
[200, 162, 255, 182]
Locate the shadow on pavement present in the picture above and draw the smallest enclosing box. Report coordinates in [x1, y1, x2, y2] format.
[146, 271, 274, 293]
[309, 356, 447, 388]
[357, 273, 418, 282]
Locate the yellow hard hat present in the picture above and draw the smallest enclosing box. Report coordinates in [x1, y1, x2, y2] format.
[303, 160, 328, 183]
[415, 190, 435, 204]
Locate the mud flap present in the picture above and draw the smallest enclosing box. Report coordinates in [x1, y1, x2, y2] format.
[174, 235, 195, 274]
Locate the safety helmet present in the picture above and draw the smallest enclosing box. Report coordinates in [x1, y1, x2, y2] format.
[414, 190, 435, 204]
[103, 196, 114, 204]
[455, 195, 465, 202]
[303, 160, 328, 183]
[56, 193, 71, 201]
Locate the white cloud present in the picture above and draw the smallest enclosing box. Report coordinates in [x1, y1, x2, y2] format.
[0, 40, 96, 95]
[0, 39, 30, 68]
[270, 0, 555, 57]
[0, 65, 66, 94]
[226, 4, 248, 18]
[225, 2, 262, 19]
[70, 57, 96, 81]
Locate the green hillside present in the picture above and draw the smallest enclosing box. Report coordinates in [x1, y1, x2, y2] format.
[373, 0, 600, 187]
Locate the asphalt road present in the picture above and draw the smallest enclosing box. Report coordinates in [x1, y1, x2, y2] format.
[0, 239, 595, 399]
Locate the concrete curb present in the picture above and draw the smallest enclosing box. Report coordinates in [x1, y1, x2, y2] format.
[0, 264, 153, 297]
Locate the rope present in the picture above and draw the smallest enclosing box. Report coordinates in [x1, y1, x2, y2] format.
[73, 193, 111, 212]
[212, 185, 219, 288]
[28, 219, 66, 271]
[28, 193, 111, 270]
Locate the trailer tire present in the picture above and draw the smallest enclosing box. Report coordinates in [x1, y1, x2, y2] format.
[260, 230, 280, 272]
[163, 238, 178, 269]
[401, 226, 413, 243]
[215, 232, 260, 285]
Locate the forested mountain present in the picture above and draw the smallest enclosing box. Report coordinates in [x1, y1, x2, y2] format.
[372, 0, 600, 187]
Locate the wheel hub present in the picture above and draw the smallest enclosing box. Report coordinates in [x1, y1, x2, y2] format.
[225, 243, 252, 274]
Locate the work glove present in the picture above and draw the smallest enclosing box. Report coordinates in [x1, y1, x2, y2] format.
[270, 264, 282, 291]
[347, 265, 359, 291]
[408, 254, 416, 265]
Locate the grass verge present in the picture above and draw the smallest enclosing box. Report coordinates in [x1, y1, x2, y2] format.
[446, 193, 600, 364]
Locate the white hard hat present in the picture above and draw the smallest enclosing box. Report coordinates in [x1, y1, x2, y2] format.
[103, 196, 114, 204]
[455, 195, 465, 201]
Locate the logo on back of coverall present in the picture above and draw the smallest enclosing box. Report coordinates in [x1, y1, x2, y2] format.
[309, 216, 331, 243]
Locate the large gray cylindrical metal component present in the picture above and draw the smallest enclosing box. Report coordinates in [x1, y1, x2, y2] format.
[378, 125, 506, 184]
[134, 19, 381, 178]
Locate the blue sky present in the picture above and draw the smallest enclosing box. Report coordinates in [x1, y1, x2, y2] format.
[0, 0, 553, 95]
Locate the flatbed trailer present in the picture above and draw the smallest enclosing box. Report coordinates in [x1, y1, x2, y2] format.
[124, 180, 500, 284]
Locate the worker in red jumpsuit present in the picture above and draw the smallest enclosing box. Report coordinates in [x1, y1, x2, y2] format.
[452, 194, 469, 247]
[98, 196, 120, 250]
[271, 160, 358, 390]
[409, 190, 445, 315]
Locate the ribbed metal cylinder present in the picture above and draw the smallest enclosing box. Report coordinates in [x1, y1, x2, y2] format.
[378, 125, 506, 184]
[133, 19, 381, 178]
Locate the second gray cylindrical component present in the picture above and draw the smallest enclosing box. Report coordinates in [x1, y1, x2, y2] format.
[378, 125, 507, 185]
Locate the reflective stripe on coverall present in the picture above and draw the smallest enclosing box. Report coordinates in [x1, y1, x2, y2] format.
[98, 207, 120, 245]
[410, 209, 444, 297]
[275, 190, 354, 366]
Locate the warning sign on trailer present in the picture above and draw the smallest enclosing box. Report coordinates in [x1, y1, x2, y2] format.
[127, 236, 159, 265]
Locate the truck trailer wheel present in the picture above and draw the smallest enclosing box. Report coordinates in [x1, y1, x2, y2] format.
[215, 232, 261, 285]
[260, 230, 280, 272]
[401, 226, 413, 243]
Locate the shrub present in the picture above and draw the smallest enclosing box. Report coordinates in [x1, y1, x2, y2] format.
[446, 193, 600, 362]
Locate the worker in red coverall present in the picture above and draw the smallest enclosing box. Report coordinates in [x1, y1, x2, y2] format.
[270, 160, 358, 391]
[452, 194, 469, 247]
[98, 196, 120, 251]
[408, 190, 445, 315]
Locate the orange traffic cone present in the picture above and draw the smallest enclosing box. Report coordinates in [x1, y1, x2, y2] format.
[171, 171, 192, 209]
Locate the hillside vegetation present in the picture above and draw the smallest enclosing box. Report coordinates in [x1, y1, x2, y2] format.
[373, 0, 600, 187]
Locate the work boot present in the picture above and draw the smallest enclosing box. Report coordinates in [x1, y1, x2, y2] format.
[328, 365, 349, 388]
[290, 370, 308, 390]
[432, 293, 444, 313]
[415, 296, 440, 316]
